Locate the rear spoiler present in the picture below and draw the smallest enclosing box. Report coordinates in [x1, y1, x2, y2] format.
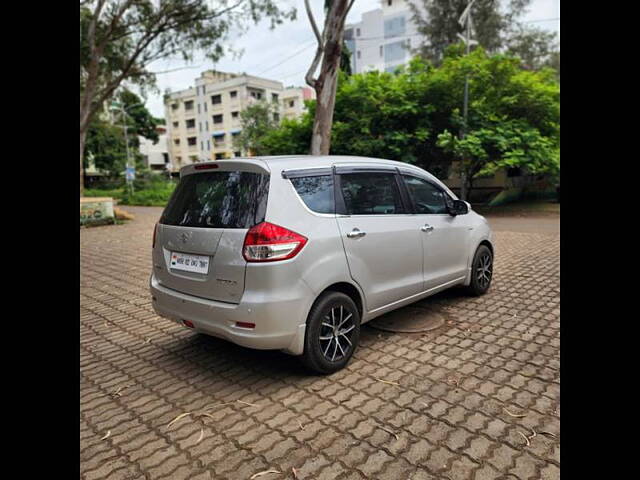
[180, 159, 270, 177]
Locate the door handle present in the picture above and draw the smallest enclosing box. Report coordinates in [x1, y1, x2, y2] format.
[347, 228, 366, 239]
[421, 224, 434, 232]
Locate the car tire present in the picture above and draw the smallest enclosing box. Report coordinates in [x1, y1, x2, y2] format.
[466, 245, 493, 296]
[301, 292, 360, 374]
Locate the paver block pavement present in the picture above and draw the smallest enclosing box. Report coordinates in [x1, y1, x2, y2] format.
[81, 206, 559, 479]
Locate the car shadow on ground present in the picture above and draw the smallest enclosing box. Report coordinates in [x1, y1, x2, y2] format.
[168, 286, 473, 379]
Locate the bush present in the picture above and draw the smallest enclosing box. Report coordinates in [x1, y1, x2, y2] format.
[119, 181, 175, 206]
[84, 188, 125, 200]
[84, 175, 176, 207]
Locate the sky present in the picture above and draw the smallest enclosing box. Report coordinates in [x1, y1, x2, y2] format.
[140, 0, 560, 118]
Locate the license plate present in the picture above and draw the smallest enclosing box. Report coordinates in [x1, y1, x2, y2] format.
[170, 252, 210, 274]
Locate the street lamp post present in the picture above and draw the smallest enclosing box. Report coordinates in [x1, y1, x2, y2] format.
[110, 99, 144, 196]
[457, 0, 478, 201]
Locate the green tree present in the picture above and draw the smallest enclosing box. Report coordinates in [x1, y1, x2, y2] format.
[118, 90, 159, 144]
[506, 25, 558, 71]
[85, 90, 159, 176]
[80, 0, 296, 194]
[408, 0, 558, 71]
[434, 48, 559, 198]
[256, 49, 559, 200]
[233, 101, 279, 156]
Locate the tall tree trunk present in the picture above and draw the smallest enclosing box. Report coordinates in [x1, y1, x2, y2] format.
[80, 124, 88, 196]
[311, 43, 341, 155]
[305, 0, 354, 155]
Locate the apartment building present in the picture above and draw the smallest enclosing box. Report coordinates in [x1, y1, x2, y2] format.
[164, 71, 314, 170]
[138, 125, 169, 171]
[281, 87, 315, 120]
[345, 0, 421, 74]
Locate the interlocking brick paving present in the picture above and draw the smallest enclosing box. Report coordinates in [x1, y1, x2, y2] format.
[80, 206, 559, 480]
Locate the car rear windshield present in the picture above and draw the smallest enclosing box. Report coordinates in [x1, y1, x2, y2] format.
[160, 171, 269, 228]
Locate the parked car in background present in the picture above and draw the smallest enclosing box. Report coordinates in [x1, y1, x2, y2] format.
[150, 156, 494, 373]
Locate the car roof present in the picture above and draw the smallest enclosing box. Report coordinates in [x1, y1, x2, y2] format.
[179, 155, 458, 199]
[253, 155, 416, 171]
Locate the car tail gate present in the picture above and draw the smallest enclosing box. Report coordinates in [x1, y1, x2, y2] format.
[152, 163, 269, 303]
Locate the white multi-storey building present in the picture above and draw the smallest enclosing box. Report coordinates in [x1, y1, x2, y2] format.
[138, 125, 169, 171]
[164, 71, 314, 170]
[345, 0, 421, 74]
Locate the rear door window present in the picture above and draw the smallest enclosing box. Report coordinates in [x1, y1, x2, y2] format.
[339, 172, 405, 215]
[290, 175, 334, 214]
[161, 171, 269, 228]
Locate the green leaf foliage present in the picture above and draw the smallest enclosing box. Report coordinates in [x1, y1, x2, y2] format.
[255, 48, 559, 182]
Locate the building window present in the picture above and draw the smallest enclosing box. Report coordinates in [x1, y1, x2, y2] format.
[205, 121, 208, 130]
[187, 137, 197, 146]
[172, 121, 178, 128]
[249, 90, 263, 100]
[272, 93, 279, 102]
[380, 45, 383, 57]
[215, 153, 225, 160]
[190, 155, 198, 163]
[186, 119, 195, 129]
[199, 122, 202, 132]
[197, 104, 201, 114]
[288, 100, 295, 108]
[202, 85, 206, 94]
[184, 100, 194, 110]
[356, 28, 360, 36]
[232, 111, 239, 119]
[200, 141, 204, 151]
[204, 102, 207, 112]
[213, 114, 223, 124]
[163, 153, 169, 164]
[273, 113, 280, 122]
[384, 40, 406, 62]
[388, 0, 392, 6]
[174, 139, 180, 145]
[357, 50, 361, 59]
[207, 140, 210, 150]
[230, 90, 237, 99]
[234, 151, 241, 157]
[211, 94, 222, 105]
[384, 15, 406, 38]
[214, 134, 225, 146]
[171, 103, 178, 110]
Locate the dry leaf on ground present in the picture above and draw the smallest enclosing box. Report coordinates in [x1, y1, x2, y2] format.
[249, 469, 281, 479]
[503, 407, 527, 418]
[373, 377, 400, 386]
[167, 412, 191, 428]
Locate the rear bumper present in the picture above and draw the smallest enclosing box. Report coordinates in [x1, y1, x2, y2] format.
[149, 274, 308, 355]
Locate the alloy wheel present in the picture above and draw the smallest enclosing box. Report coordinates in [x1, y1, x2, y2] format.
[319, 305, 356, 362]
[476, 253, 493, 289]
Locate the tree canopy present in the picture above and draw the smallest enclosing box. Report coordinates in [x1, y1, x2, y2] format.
[408, 0, 558, 70]
[85, 90, 160, 176]
[255, 48, 560, 196]
[80, 0, 296, 192]
[233, 101, 280, 156]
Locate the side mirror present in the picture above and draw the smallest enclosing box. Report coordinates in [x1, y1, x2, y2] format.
[448, 199, 469, 216]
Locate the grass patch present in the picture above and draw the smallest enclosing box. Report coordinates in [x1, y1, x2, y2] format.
[84, 179, 176, 207]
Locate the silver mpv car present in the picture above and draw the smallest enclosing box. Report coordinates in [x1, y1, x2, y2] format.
[150, 156, 494, 373]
